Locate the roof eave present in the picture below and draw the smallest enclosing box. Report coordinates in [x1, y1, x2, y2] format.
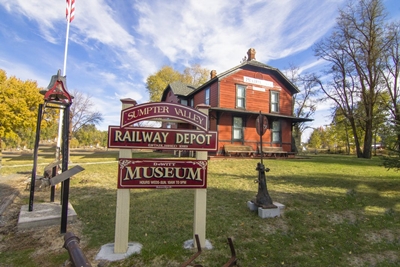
[209, 107, 313, 123]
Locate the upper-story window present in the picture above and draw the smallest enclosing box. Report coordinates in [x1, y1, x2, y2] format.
[205, 88, 210, 105]
[181, 99, 188, 106]
[270, 91, 279, 113]
[236, 85, 246, 108]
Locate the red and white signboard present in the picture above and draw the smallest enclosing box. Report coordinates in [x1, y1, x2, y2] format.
[108, 126, 217, 151]
[117, 158, 207, 189]
[120, 102, 209, 131]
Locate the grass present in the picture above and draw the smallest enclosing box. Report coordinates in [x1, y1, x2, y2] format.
[1, 151, 399, 266]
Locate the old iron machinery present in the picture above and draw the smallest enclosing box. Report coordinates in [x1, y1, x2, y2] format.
[253, 112, 276, 209]
[29, 69, 74, 234]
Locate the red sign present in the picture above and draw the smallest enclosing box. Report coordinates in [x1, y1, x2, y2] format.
[117, 158, 207, 189]
[108, 126, 217, 151]
[256, 114, 268, 136]
[120, 102, 209, 131]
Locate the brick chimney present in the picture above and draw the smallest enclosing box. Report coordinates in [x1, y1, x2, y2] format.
[210, 70, 217, 79]
[247, 48, 256, 61]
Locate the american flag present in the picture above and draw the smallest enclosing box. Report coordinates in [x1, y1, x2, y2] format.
[66, 0, 75, 23]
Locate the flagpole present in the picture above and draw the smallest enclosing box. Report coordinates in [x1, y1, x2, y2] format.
[56, 1, 72, 161]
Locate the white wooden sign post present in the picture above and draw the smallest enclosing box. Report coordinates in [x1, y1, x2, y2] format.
[114, 99, 135, 253]
[193, 106, 209, 248]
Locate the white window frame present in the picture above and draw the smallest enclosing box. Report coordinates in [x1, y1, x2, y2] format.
[271, 91, 279, 113]
[271, 120, 281, 143]
[233, 117, 243, 141]
[205, 88, 210, 105]
[236, 84, 246, 108]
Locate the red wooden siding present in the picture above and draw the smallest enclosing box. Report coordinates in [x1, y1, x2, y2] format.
[164, 89, 179, 103]
[219, 69, 294, 116]
[210, 82, 218, 106]
[193, 89, 205, 106]
[212, 113, 293, 153]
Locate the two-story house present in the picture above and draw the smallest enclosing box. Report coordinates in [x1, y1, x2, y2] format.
[161, 48, 312, 155]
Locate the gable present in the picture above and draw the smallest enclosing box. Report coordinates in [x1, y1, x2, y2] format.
[191, 60, 299, 96]
[161, 81, 196, 101]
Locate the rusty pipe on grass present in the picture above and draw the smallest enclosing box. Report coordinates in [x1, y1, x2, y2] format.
[63, 232, 92, 267]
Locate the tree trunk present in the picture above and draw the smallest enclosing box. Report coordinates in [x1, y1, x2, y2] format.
[292, 124, 301, 153]
[349, 117, 363, 157]
[362, 106, 374, 159]
[363, 126, 373, 159]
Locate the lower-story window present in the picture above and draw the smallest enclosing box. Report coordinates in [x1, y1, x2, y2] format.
[233, 117, 243, 141]
[272, 120, 281, 143]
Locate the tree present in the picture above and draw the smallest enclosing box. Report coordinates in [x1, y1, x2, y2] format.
[307, 128, 323, 150]
[70, 89, 104, 136]
[285, 65, 318, 151]
[146, 64, 210, 102]
[382, 122, 400, 171]
[181, 64, 210, 87]
[0, 69, 54, 169]
[0, 69, 44, 150]
[146, 66, 181, 102]
[40, 108, 59, 142]
[332, 109, 355, 154]
[314, 0, 391, 158]
[381, 22, 400, 145]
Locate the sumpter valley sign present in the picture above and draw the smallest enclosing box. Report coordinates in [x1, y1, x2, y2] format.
[120, 102, 209, 131]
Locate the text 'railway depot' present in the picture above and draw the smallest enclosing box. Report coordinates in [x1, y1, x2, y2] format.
[108, 126, 217, 151]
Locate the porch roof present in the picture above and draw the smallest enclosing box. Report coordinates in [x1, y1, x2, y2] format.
[209, 107, 313, 123]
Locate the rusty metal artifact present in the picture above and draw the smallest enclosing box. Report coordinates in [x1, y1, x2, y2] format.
[253, 162, 276, 209]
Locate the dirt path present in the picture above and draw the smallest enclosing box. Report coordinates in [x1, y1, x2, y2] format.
[0, 172, 88, 267]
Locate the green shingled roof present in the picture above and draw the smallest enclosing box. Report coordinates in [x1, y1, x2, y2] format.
[169, 81, 196, 96]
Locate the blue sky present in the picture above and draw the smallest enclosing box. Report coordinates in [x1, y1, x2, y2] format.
[1, 0, 400, 142]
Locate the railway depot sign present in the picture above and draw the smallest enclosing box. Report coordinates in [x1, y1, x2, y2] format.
[108, 102, 217, 190]
[118, 158, 207, 189]
[108, 126, 217, 151]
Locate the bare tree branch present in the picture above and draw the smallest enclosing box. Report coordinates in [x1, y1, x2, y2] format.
[70, 90, 103, 135]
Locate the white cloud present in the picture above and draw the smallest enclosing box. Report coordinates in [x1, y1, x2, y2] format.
[133, 0, 345, 73]
[0, 0, 361, 136]
[0, 0, 63, 43]
[298, 59, 327, 74]
[0, 0, 346, 91]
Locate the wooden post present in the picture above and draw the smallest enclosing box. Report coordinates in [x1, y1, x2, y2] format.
[193, 105, 210, 248]
[114, 99, 136, 253]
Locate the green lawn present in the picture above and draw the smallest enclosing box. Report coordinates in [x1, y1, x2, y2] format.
[1, 152, 399, 266]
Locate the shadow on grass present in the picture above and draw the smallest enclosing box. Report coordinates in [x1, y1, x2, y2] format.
[69, 181, 400, 266]
[208, 168, 400, 212]
[286, 154, 386, 167]
[4, 153, 400, 266]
